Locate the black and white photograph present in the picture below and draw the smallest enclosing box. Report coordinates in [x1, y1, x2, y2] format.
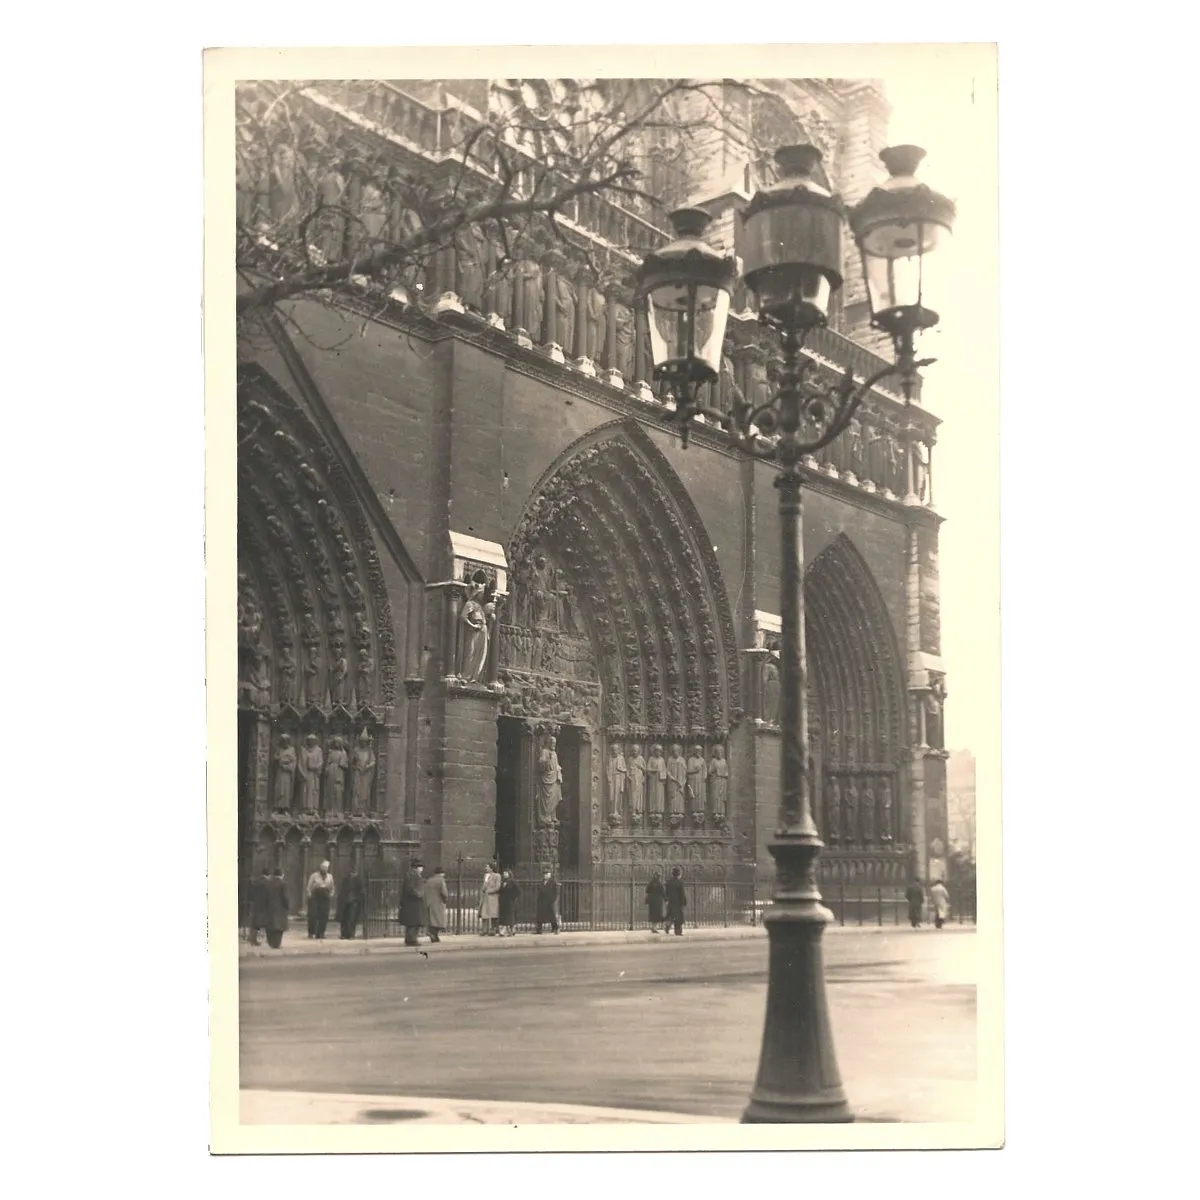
[206, 43, 1001, 1152]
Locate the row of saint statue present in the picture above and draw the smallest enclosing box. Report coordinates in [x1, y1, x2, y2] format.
[272, 731, 377, 814]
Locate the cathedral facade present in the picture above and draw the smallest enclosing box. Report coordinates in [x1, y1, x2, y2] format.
[235, 78, 951, 910]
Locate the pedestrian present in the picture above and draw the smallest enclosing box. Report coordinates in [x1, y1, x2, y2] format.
[535, 865, 560, 934]
[306, 860, 336, 939]
[645, 868, 666, 933]
[905, 877, 926, 929]
[498, 869, 521, 936]
[478, 862, 501, 936]
[263, 866, 290, 949]
[930, 879, 950, 930]
[423, 865, 448, 943]
[665, 866, 686, 936]
[401, 858, 425, 946]
[248, 863, 270, 945]
[338, 863, 366, 939]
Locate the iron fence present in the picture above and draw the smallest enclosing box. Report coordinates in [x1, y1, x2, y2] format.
[239, 874, 977, 941]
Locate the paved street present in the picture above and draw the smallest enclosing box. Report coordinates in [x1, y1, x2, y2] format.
[239, 929, 977, 1123]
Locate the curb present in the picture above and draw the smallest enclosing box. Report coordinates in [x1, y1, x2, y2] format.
[238, 922, 974, 959]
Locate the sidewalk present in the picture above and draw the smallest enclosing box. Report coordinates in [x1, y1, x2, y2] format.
[239, 921, 974, 959]
[240, 1089, 719, 1125]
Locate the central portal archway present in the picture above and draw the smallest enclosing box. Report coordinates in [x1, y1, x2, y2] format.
[495, 422, 742, 878]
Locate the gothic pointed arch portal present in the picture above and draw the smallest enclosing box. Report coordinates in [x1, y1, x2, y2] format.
[497, 422, 742, 876]
[804, 533, 910, 888]
[236, 364, 401, 910]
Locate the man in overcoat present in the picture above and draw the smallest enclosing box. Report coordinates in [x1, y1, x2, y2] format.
[535, 866, 560, 934]
[905, 878, 926, 929]
[665, 866, 687, 936]
[401, 859, 425, 946]
[423, 866, 449, 943]
[338, 864, 366, 939]
[263, 867, 290, 949]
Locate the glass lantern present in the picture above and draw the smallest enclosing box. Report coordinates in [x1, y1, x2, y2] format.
[637, 208, 736, 393]
[849, 146, 956, 342]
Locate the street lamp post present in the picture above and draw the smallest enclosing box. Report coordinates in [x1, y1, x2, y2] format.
[635, 143, 955, 1123]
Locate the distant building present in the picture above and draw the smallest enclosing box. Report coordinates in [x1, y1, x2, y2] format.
[946, 750, 977, 860]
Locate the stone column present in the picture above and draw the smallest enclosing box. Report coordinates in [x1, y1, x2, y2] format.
[484, 595, 504, 686]
[634, 306, 650, 388]
[542, 266, 559, 354]
[300, 836, 312, 916]
[604, 294, 618, 377]
[443, 583, 465, 678]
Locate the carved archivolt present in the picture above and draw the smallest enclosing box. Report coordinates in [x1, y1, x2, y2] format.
[805, 534, 906, 850]
[505, 426, 740, 739]
[237, 366, 398, 711]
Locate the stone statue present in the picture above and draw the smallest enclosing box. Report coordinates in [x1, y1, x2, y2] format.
[583, 285, 607, 362]
[826, 776, 841, 844]
[553, 267, 577, 351]
[613, 301, 635, 379]
[313, 169, 347, 264]
[241, 646, 271, 708]
[861, 783, 876, 844]
[329, 649, 349, 705]
[356, 648, 375, 706]
[914, 441, 931, 501]
[459, 575, 495, 682]
[299, 733, 324, 811]
[324, 735, 348, 811]
[277, 642, 296, 700]
[848, 419, 865, 476]
[303, 640, 323, 706]
[351, 732, 376, 810]
[530, 554, 560, 629]
[274, 734, 297, 811]
[535, 736, 563, 827]
[646, 743, 667, 824]
[844, 781, 859, 845]
[516, 259, 544, 339]
[685, 745, 706, 823]
[707, 745, 729, 824]
[761, 648, 781, 725]
[607, 743, 627, 823]
[388, 198, 425, 293]
[924, 676, 946, 749]
[359, 178, 389, 246]
[454, 225, 486, 310]
[627, 743, 646, 822]
[880, 779, 894, 843]
[666, 744, 687, 824]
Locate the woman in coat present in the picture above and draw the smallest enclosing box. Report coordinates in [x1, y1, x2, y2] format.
[423, 866, 448, 943]
[498, 869, 521, 937]
[479, 862, 501, 936]
[665, 866, 687, 936]
[645, 869, 666, 933]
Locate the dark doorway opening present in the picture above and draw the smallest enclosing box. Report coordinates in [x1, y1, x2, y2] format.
[495, 717, 523, 871]
[556, 725, 583, 874]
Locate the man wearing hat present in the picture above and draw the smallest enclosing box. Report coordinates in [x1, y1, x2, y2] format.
[401, 858, 426, 947]
[306, 859, 336, 940]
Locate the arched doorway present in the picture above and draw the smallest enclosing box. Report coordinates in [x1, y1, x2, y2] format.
[495, 423, 742, 879]
[805, 534, 909, 889]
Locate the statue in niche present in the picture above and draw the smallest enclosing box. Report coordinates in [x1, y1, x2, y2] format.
[913, 441, 931, 501]
[646, 743, 667, 826]
[303, 640, 323, 706]
[707, 745, 729, 824]
[861, 783, 876, 844]
[607, 743, 627, 825]
[274, 734, 298, 811]
[324, 735, 348, 811]
[848, 419, 866, 476]
[613, 301, 635, 379]
[535, 736, 563, 828]
[924, 676, 946, 749]
[329, 647, 349, 705]
[627, 743, 646, 823]
[299, 734, 324, 811]
[666, 744, 687, 827]
[277, 642, 296, 700]
[844, 781, 859, 845]
[355, 648, 375, 706]
[879, 779, 894, 843]
[583, 281, 607, 362]
[530, 554, 561, 629]
[458, 573, 496, 682]
[552, 261, 577, 350]
[761, 643, 781, 725]
[241, 645, 271, 708]
[454, 225, 487, 310]
[351, 731, 376, 811]
[825, 776, 841, 843]
[516, 259, 544, 338]
[686, 745, 707, 824]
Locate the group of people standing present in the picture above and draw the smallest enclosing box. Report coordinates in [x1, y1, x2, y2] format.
[644, 866, 688, 935]
[246, 860, 368, 948]
[905, 878, 951, 929]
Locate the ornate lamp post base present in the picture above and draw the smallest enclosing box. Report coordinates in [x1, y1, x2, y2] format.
[742, 836, 853, 1124]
